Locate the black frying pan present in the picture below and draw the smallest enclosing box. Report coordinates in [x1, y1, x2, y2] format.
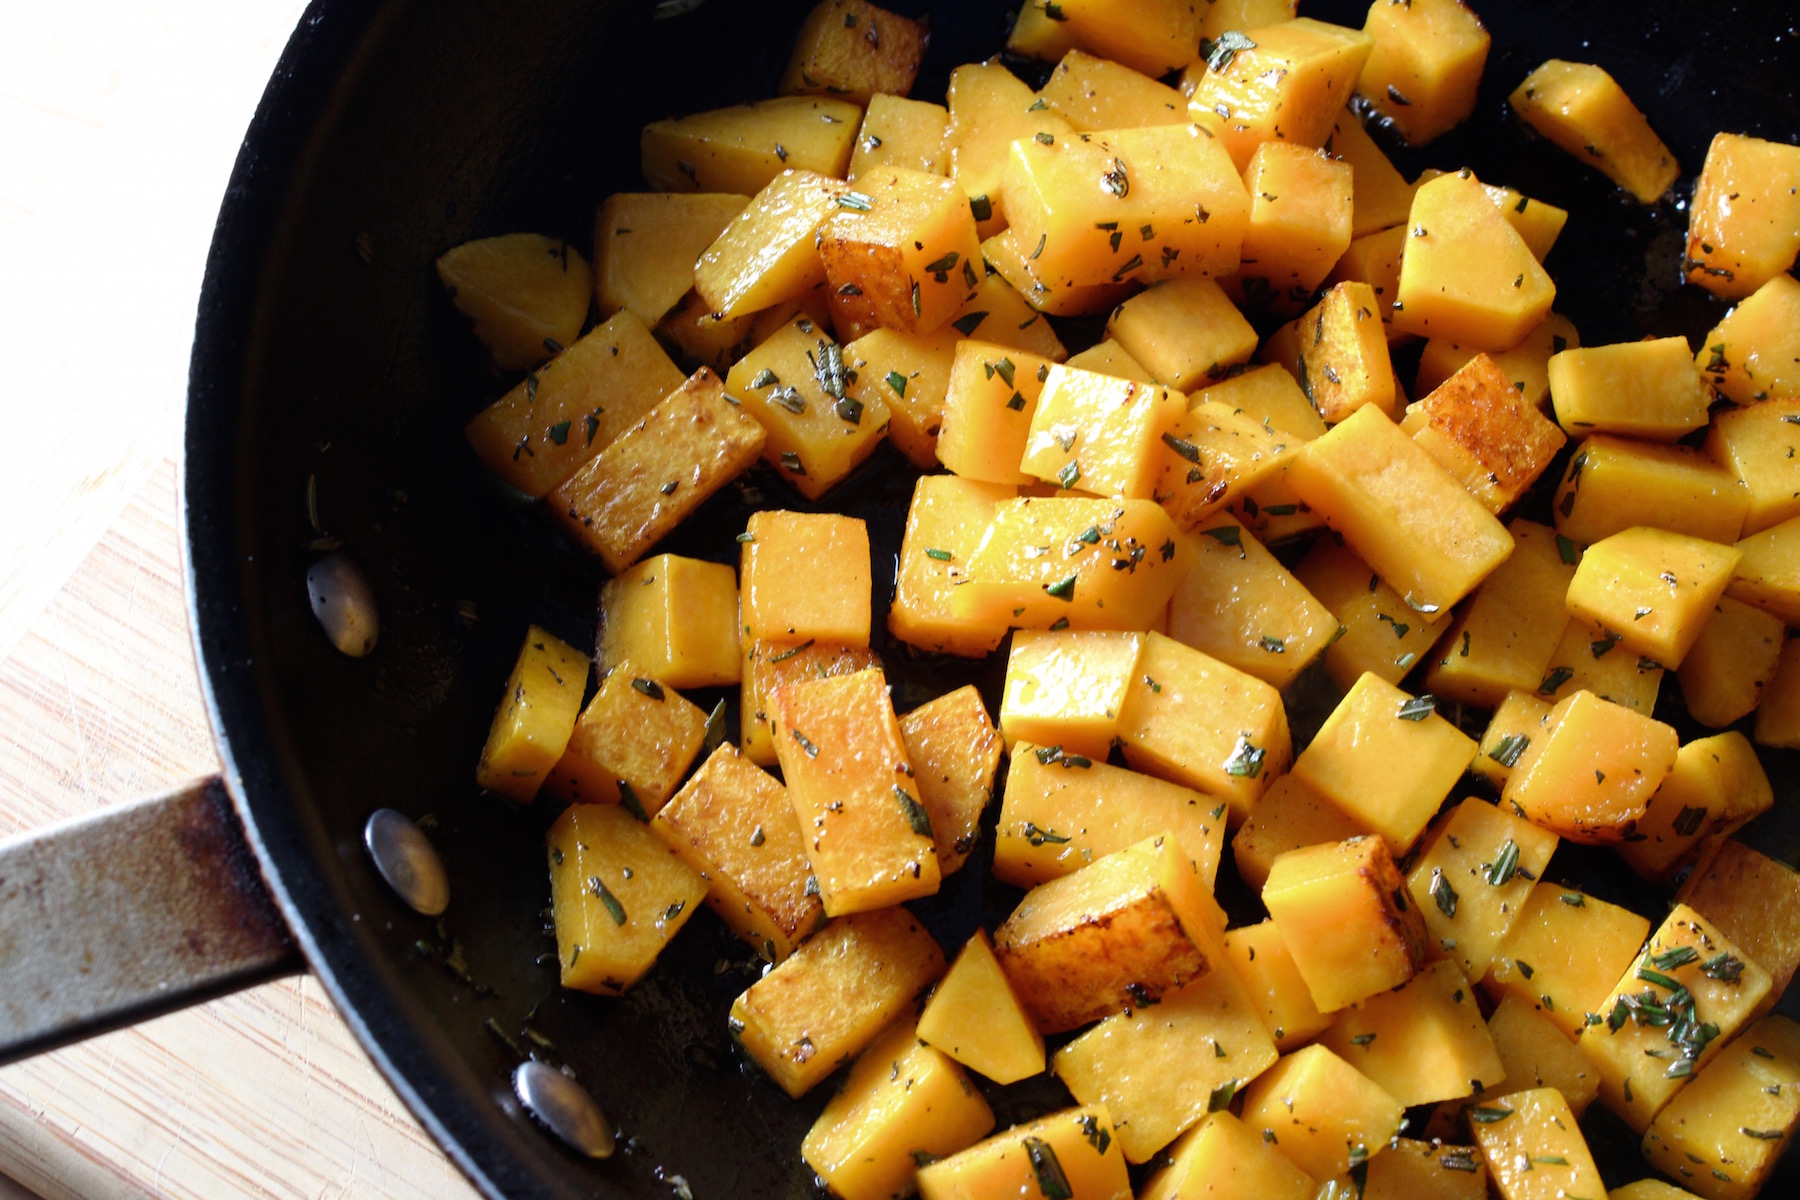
[8, 0, 1800, 1196]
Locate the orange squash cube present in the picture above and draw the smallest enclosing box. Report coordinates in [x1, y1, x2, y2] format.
[599, 554, 740, 689]
[1326, 110, 1416, 237]
[1184, 18, 1376, 171]
[917, 930, 1045, 1085]
[1022, 366, 1186, 499]
[1467, 1088, 1607, 1200]
[544, 660, 708, 814]
[1551, 435, 1748, 548]
[1677, 596, 1786, 729]
[1707, 396, 1800, 537]
[1619, 732, 1772, 883]
[740, 510, 871, 646]
[943, 61, 1075, 238]
[1404, 797, 1559, 983]
[847, 94, 948, 182]
[1677, 838, 1800, 1014]
[821, 167, 983, 336]
[643, 98, 861, 197]
[694, 169, 847, 318]
[436, 233, 593, 372]
[475, 625, 591, 803]
[936, 340, 1059, 484]
[899, 686, 1001, 877]
[1038, 48, 1188, 131]
[1696, 274, 1800, 405]
[1548, 337, 1712, 442]
[1263, 835, 1427, 1012]
[1292, 535, 1454, 690]
[1402, 353, 1566, 515]
[1238, 1044, 1405, 1179]
[1106, 279, 1259, 393]
[1423, 519, 1575, 708]
[1501, 689, 1679, 844]
[740, 638, 881, 766]
[1414, 310, 1581, 410]
[594, 192, 748, 327]
[1221, 919, 1335, 1052]
[1356, 0, 1490, 145]
[1164, 518, 1336, 691]
[1684, 132, 1800, 298]
[1565, 526, 1743, 669]
[1393, 170, 1556, 350]
[889, 474, 1016, 657]
[1293, 280, 1397, 423]
[1319, 959, 1503, 1107]
[1482, 883, 1650, 1041]
[980, 225, 1135, 317]
[915, 1105, 1132, 1200]
[1139, 1111, 1317, 1200]
[1040, 0, 1205, 76]
[1509, 60, 1679, 203]
[778, 0, 927, 106]
[1640, 1015, 1800, 1200]
[1232, 143, 1355, 311]
[1154, 401, 1298, 532]
[999, 630, 1145, 760]
[1232, 774, 1367, 893]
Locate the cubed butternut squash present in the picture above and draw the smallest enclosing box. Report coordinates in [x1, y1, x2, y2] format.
[889, 474, 1017, 657]
[1392, 170, 1556, 350]
[1319, 959, 1503, 1107]
[544, 661, 708, 814]
[1106, 279, 1259, 393]
[778, 0, 928, 107]
[1565, 527, 1743, 669]
[740, 637, 881, 766]
[1535, 616, 1667, 715]
[999, 630, 1145, 760]
[598, 554, 740, 689]
[1707, 396, 1800, 537]
[915, 1105, 1131, 1200]
[594, 193, 748, 327]
[1356, 0, 1490, 146]
[1139, 1111, 1317, 1200]
[1040, 0, 1205, 77]
[936, 340, 1059, 484]
[1684, 132, 1800, 299]
[916, 930, 1045, 1085]
[1238, 1043, 1405, 1180]
[643, 97, 861, 196]
[1729, 514, 1800, 626]
[847, 93, 949, 181]
[1294, 280, 1398, 422]
[1231, 143, 1355, 312]
[1022, 366, 1186, 499]
[1263, 835, 1427, 1012]
[1509, 60, 1680, 203]
[1407, 795, 1560, 984]
[1326, 109, 1416, 237]
[1677, 597, 1786, 729]
[436, 233, 592, 372]
[1468, 1087, 1607, 1200]
[1039, 48, 1188, 132]
[899, 686, 1001, 877]
[821, 167, 983, 336]
[1696, 274, 1800, 405]
[1676, 838, 1800, 1008]
[1185, 19, 1376, 171]
[1362, 1136, 1488, 1200]
[1483, 883, 1650, 1040]
[474, 626, 590, 803]
[1552, 435, 1749, 548]
[695, 170, 848, 318]
[943, 61, 1076, 237]
[1232, 774, 1366, 893]
[1424, 520, 1576, 707]
[1470, 689, 1554, 791]
[740, 510, 871, 646]
[1154, 402, 1298, 531]
[1415, 310, 1580, 410]
[1501, 689, 1679, 844]
[1479, 992, 1599, 1117]
[1641, 1015, 1800, 1200]
[1548, 337, 1712, 442]
[1758, 634, 1800, 747]
[1164, 519, 1336, 690]
[1402, 353, 1566, 515]
[1293, 536, 1454, 690]
[980, 225, 1134, 317]
[1221, 918, 1335, 1052]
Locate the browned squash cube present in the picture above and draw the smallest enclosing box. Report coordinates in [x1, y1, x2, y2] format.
[550, 368, 767, 573]
[544, 660, 709, 815]
[1264, 836, 1427, 1012]
[643, 98, 861, 197]
[436, 233, 592, 372]
[773, 668, 938, 915]
[993, 834, 1225, 1034]
[594, 192, 748, 327]
[899, 685, 1001, 877]
[1415, 310, 1580, 410]
[741, 510, 871, 646]
[778, 0, 928, 107]
[729, 906, 946, 1098]
[1676, 837, 1800, 1011]
[740, 637, 881, 766]
[1401, 353, 1566, 515]
[821, 167, 982, 336]
[465, 309, 689, 498]
[889, 474, 1016, 658]
[652, 744, 824, 962]
[548, 802, 707, 995]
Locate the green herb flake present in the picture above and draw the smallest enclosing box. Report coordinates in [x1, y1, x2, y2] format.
[886, 370, 909, 397]
[1207, 1079, 1238, 1112]
[1224, 736, 1265, 779]
[1488, 733, 1530, 768]
[1201, 29, 1257, 72]
[1201, 525, 1242, 547]
[1484, 839, 1521, 887]
[837, 191, 874, 212]
[589, 877, 627, 926]
[1023, 1136, 1074, 1200]
[1044, 575, 1077, 601]
[925, 548, 953, 562]
[1430, 867, 1458, 918]
[630, 677, 665, 701]
[952, 311, 988, 336]
[896, 788, 934, 838]
[1395, 694, 1437, 721]
[1466, 1105, 1514, 1123]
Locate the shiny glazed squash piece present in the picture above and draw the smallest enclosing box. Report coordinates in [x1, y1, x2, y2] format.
[888, 474, 1016, 657]
[1501, 689, 1679, 844]
[1619, 734, 1774, 879]
[1139, 1110, 1317, 1200]
[549, 367, 767, 573]
[593, 192, 748, 326]
[1220, 918, 1334, 1052]
[1482, 883, 1650, 1040]
[1361, 1136, 1488, 1200]
[801, 1015, 994, 1200]
[1414, 310, 1580, 409]
[1021, 365, 1186, 499]
[1038, 0, 1205, 77]
[1231, 774, 1366, 893]
[1065, 338, 1157, 381]
[435, 232, 592, 372]
[544, 659, 708, 814]
[475, 625, 591, 803]
[1684, 132, 1800, 298]
[935, 340, 1059, 484]
[1318, 959, 1502, 1108]
[980, 225, 1135, 317]
[1293, 280, 1397, 422]
[739, 637, 881, 766]
[548, 802, 707, 995]
[1676, 597, 1786, 729]
[1404, 797, 1558, 982]
[1422, 519, 1575, 708]
[1184, 18, 1376, 171]
[998, 630, 1146, 759]
[1548, 337, 1712, 442]
[1759, 636, 1800, 747]
[1476, 992, 1599, 1117]
[1153, 401, 1298, 531]
[778, 0, 928, 107]
[598, 553, 740, 689]
[1676, 838, 1800, 1008]
[465, 309, 688, 498]
[1537, 615, 1665, 715]
[1565, 526, 1743, 668]
[916, 930, 1045, 1085]
[915, 1105, 1132, 1200]
[1467, 1087, 1607, 1200]
[740, 510, 871, 646]
[1706, 396, 1800, 537]
[729, 906, 946, 1098]
[1641, 1015, 1800, 1200]
[898, 685, 1001, 877]
[651, 743, 823, 963]
[992, 834, 1224, 1034]
[847, 94, 949, 181]
[1327, 225, 1411, 345]
[1326, 109, 1416, 237]
[1355, 0, 1490, 146]
[943, 61, 1075, 238]
[1262, 835, 1426, 1012]
[771, 667, 940, 915]
[1039, 48, 1188, 131]
[1509, 60, 1679, 203]
[1402, 353, 1566, 516]
[1291, 536, 1453, 690]
[842, 324, 961, 468]
[820, 166, 983, 336]
[643, 97, 861, 196]
[1729, 515, 1800, 627]
[1106, 278, 1259, 393]
[695, 169, 848, 318]
[1238, 1043, 1405, 1180]
[1005, 0, 1080, 62]
[1231, 143, 1355, 312]
[1392, 170, 1556, 350]
[1470, 689, 1553, 790]
[1551, 435, 1748, 548]
[1696, 274, 1800, 405]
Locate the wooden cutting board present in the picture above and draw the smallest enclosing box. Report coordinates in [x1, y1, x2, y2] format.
[0, 460, 481, 1200]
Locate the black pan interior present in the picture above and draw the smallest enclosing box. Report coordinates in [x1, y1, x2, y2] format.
[185, 1, 1800, 1197]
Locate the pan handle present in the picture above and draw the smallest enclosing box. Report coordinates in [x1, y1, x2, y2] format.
[0, 776, 301, 1065]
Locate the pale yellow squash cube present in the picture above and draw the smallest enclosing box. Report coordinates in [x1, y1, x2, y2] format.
[980, 225, 1135, 317]
[1706, 396, 1800, 537]
[1001, 123, 1251, 289]
[943, 61, 1076, 237]
[1232, 774, 1366, 893]
[1164, 519, 1336, 690]
[1116, 631, 1290, 820]
[1501, 689, 1679, 844]
[1221, 919, 1335, 1052]
[730, 907, 946, 1098]
[1054, 963, 1279, 1163]
[1292, 673, 1475, 855]
[1511, 60, 1680, 203]
[1677, 596, 1786, 729]
[936, 340, 1058, 484]
[1154, 401, 1298, 531]
[1684, 132, 1800, 298]
[1021, 366, 1186, 499]
[1758, 634, 1800, 748]
[436, 233, 593, 372]
[1238, 1043, 1404, 1179]
[992, 834, 1224, 1034]
[1676, 838, 1800, 1010]
[915, 1105, 1131, 1200]
[1641, 1015, 1800, 1200]
[465, 309, 689, 498]
[1206, 362, 1328, 441]
[548, 803, 707, 996]
[900, 686, 1001, 878]
[1424, 520, 1575, 708]
[1480, 183, 1569, 263]
[954, 268, 1071, 361]
[1552, 435, 1749, 548]
[739, 637, 880, 766]
[998, 630, 1146, 760]
[1471, 689, 1554, 790]
[802, 1016, 993, 1200]
[772, 669, 939, 916]
[1106, 279, 1259, 393]
[1292, 535, 1454, 689]
[842, 324, 959, 469]
[1319, 960, 1503, 1107]
[1357, 0, 1490, 145]
[889, 474, 1018, 657]
[1415, 310, 1580, 409]
[916, 931, 1044, 1086]
[847, 93, 948, 181]
[1362, 1136, 1488, 1200]
[1231, 143, 1355, 311]
[726, 316, 892, 499]
[1326, 109, 1416, 237]
[594, 193, 748, 327]
[821, 166, 983, 336]
[995, 746, 1224, 891]
[599, 554, 739, 689]
[1565, 526, 1743, 669]
[1729, 514, 1800, 626]
[1326, 226, 1411, 344]
[952, 496, 1186, 632]
[778, 0, 927, 107]
[1039, 48, 1187, 131]
[1392, 170, 1555, 350]
[1402, 353, 1567, 516]
[1287, 403, 1515, 618]
[1548, 337, 1711, 442]
[1184, 18, 1376, 171]
[1139, 1111, 1317, 1200]
[1578, 904, 1772, 1133]
[1064, 338, 1157, 382]
[1480, 992, 1599, 1117]
[1469, 1087, 1607, 1200]
[1483, 883, 1650, 1040]
[544, 661, 708, 814]
[643, 97, 861, 196]
[1535, 615, 1667, 714]
[740, 510, 870, 646]
[475, 625, 591, 803]
[651, 744, 823, 963]
[1263, 835, 1427, 1012]
[1696, 274, 1800, 405]
[1040, 0, 1205, 77]
[1404, 797, 1559, 982]
[1295, 280, 1398, 422]
[694, 169, 847, 318]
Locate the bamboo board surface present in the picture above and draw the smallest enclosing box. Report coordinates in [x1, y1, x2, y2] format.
[0, 460, 480, 1200]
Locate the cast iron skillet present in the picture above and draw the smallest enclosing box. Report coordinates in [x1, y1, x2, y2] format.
[164, 0, 1800, 1196]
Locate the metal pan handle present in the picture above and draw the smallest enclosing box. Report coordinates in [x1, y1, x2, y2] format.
[0, 776, 301, 1065]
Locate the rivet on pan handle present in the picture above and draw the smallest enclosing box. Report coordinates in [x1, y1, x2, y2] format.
[0, 776, 301, 1066]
